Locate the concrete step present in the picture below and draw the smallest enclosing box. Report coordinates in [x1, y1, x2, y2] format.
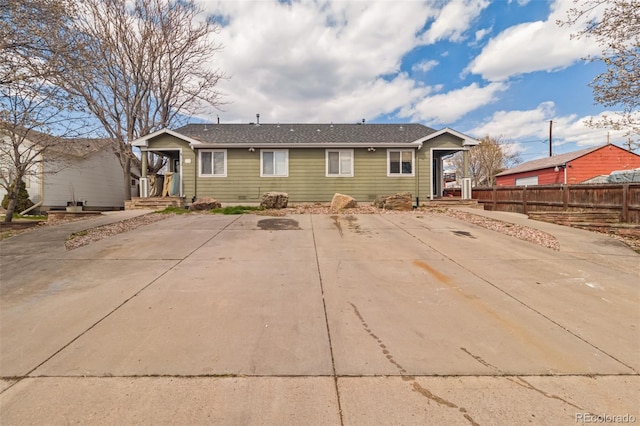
[125, 197, 185, 210]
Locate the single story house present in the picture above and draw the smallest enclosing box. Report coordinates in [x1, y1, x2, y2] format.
[495, 144, 640, 186]
[131, 123, 479, 204]
[1, 130, 138, 212]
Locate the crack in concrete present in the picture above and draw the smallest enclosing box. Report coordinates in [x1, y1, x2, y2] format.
[349, 302, 481, 426]
[311, 216, 344, 426]
[510, 376, 584, 411]
[1, 216, 244, 395]
[330, 215, 344, 237]
[460, 347, 585, 411]
[384, 215, 639, 374]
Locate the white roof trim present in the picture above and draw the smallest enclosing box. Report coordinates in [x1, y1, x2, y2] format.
[193, 142, 420, 149]
[418, 127, 480, 146]
[131, 128, 204, 148]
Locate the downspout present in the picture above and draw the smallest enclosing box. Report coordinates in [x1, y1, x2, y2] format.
[192, 145, 197, 202]
[429, 148, 434, 201]
[20, 200, 43, 215]
[416, 143, 423, 207]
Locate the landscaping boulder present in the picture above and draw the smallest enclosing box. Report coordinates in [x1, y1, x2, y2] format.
[189, 197, 221, 211]
[330, 193, 357, 210]
[373, 195, 387, 209]
[260, 192, 289, 209]
[375, 192, 413, 211]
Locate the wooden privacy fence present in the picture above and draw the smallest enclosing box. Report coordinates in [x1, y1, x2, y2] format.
[473, 183, 640, 224]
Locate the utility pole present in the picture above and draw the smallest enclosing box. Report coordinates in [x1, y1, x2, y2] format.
[549, 120, 553, 157]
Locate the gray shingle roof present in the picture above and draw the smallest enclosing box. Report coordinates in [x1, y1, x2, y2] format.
[173, 123, 437, 145]
[4, 127, 112, 157]
[496, 145, 606, 176]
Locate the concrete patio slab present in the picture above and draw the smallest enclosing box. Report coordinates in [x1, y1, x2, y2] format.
[31, 258, 332, 377]
[338, 375, 640, 425]
[0, 259, 176, 377]
[1, 211, 638, 425]
[1, 377, 340, 425]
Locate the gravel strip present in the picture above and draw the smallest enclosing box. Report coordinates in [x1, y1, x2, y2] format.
[430, 208, 560, 251]
[62, 206, 562, 251]
[64, 213, 172, 250]
[5, 207, 635, 253]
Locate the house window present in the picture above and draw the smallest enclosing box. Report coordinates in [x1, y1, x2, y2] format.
[515, 176, 538, 186]
[261, 149, 288, 177]
[326, 150, 353, 177]
[199, 150, 226, 177]
[388, 150, 414, 176]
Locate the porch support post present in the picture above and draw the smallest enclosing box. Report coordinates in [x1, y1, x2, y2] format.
[141, 151, 148, 178]
[463, 149, 469, 179]
[461, 149, 472, 200]
[140, 150, 149, 198]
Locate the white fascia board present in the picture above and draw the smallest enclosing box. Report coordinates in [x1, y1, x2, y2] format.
[192, 142, 420, 149]
[131, 128, 204, 148]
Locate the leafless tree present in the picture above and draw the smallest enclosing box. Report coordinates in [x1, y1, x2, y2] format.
[452, 136, 521, 187]
[560, 0, 640, 143]
[0, 0, 76, 85]
[1, 0, 84, 222]
[53, 0, 226, 199]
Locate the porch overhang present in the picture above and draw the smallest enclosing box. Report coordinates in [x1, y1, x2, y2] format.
[131, 128, 203, 148]
[417, 128, 480, 147]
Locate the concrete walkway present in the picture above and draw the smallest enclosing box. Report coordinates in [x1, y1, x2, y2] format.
[454, 207, 640, 274]
[1, 210, 638, 425]
[0, 210, 153, 287]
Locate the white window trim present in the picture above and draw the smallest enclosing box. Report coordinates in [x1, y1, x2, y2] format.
[515, 175, 539, 186]
[260, 149, 289, 177]
[387, 149, 415, 177]
[199, 149, 227, 177]
[325, 149, 354, 177]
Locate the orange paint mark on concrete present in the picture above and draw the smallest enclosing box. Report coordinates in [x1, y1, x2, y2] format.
[412, 260, 451, 284]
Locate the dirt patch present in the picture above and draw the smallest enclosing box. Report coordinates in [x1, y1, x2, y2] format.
[452, 230, 476, 239]
[0, 221, 44, 231]
[257, 218, 301, 230]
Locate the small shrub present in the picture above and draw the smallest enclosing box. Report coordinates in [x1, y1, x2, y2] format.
[157, 206, 191, 215]
[211, 205, 263, 215]
[2, 180, 34, 212]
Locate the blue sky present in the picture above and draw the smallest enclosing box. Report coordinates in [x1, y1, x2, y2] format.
[197, 0, 636, 161]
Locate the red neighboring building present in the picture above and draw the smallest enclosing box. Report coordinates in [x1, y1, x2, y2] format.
[495, 144, 640, 186]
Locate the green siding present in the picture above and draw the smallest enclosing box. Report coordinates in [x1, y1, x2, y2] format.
[141, 132, 470, 203]
[195, 148, 428, 203]
[429, 134, 465, 149]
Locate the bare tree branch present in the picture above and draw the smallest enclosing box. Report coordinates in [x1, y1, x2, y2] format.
[52, 0, 227, 197]
[452, 136, 521, 187]
[559, 0, 640, 138]
[1, 0, 86, 222]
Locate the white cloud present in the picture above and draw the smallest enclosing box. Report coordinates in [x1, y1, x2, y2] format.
[469, 101, 556, 140]
[412, 59, 439, 73]
[198, 0, 441, 122]
[421, 0, 490, 44]
[465, 0, 602, 81]
[400, 82, 509, 124]
[467, 102, 633, 150]
[474, 26, 492, 42]
[193, 0, 497, 123]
